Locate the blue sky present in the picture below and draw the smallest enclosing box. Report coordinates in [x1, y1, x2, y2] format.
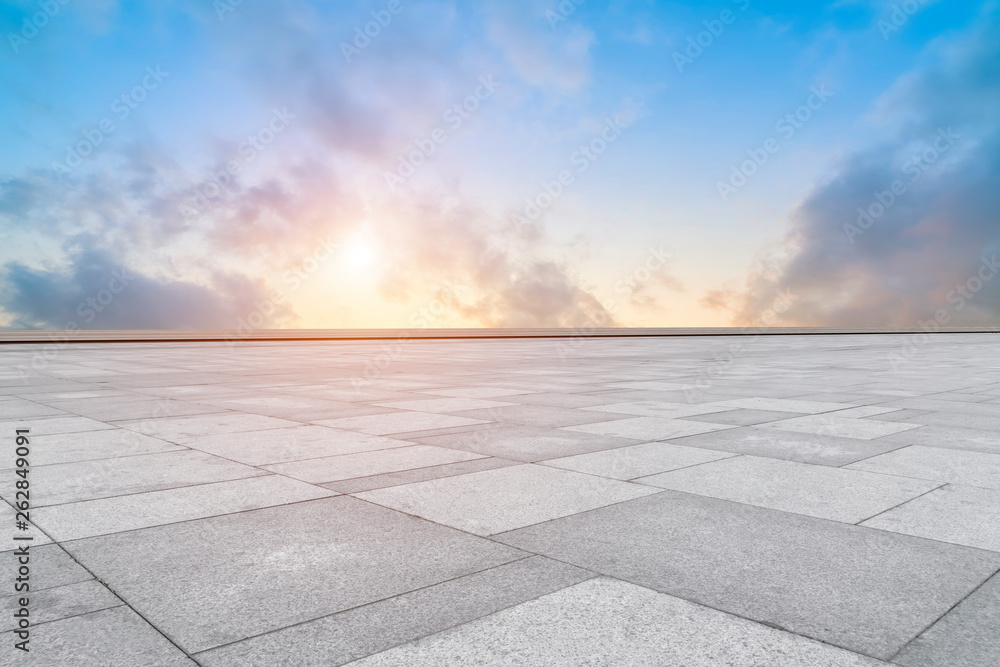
[1, 0, 997, 329]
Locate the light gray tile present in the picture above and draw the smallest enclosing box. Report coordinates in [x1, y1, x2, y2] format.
[197, 556, 592, 667]
[27, 428, 183, 466]
[454, 404, 628, 428]
[64, 497, 524, 653]
[33, 475, 335, 541]
[861, 484, 1000, 552]
[872, 424, 1000, 455]
[755, 414, 922, 440]
[542, 441, 736, 480]
[413, 425, 639, 462]
[495, 490, 1000, 659]
[342, 577, 883, 667]
[6, 450, 267, 507]
[116, 412, 300, 442]
[373, 397, 515, 413]
[847, 446, 1000, 489]
[580, 401, 735, 418]
[0, 580, 121, 631]
[894, 572, 1000, 667]
[0, 416, 114, 436]
[314, 411, 489, 435]
[636, 455, 940, 523]
[682, 408, 806, 426]
[709, 397, 857, 414]
[0, 606, 196, 666]
[357, 464, 659, 536]
[321, 456, 521, 494]
[263, 445, 485, 483]
[0, 544, 91, 592]
[181, 425, 412, 465]
[563, 416, 735, 441]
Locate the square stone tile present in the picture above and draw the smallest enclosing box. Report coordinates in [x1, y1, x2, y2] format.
[0, 399, 67, 419]
[894, 572, 1000, 667]
[580, 401, 735, 418]
[373, 397, 515, 413]
[0, 580, 121, 632]
[6, 450, 267, 507]
[339, 577, 883, 667]
[665, 427, 910, 466]
[754, 415, 923, 440]
[874, 424, 1000, 455]
[181, 425, 412, 465]
[0, 415, 115, 436]
[412, 425, 640, 462]
[27, 428, 183, 466]
[684, 409, 806, 426]
[263, 445, 485, 483]
[454, 404, 628, 428]
[63, 497, 524, 653]
[0, 606, 196, 666]
[709, 397, 857, 414]
[542, 442, 736, 480]
[321, 456, 521, 494]
[33, 475, 335, 541]
[116, 412, 300, 442]
[0, 544, 91, 590]
[636, 455, 940, 523]
[313, 412, 489, 435]
[563, 417, 735, 441]
[861, 484, 1000, 552]
[847, 446, 1000, 489]
[417, 387, 535, 398]
[356, 464, 659, 536]
[494, 490, 1000, 659]
[502, 392, 619, 408]
[196, 556, 592, 667]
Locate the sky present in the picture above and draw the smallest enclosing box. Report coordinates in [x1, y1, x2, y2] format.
[1, 0, 998, 330]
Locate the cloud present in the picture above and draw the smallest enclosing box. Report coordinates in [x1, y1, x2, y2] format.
[725, 8, 1000, 327]
[0, 238, 294, 330]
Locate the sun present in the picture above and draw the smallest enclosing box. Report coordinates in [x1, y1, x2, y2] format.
[343, 234, 375, 270]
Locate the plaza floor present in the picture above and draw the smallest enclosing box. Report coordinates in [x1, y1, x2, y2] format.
[1, 333, 999, 665]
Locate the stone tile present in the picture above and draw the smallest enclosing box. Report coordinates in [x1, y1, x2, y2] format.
[63, 497, 524, 653]
[542, 442, 736, 480]
[610, 380, 695, 391]
[755, 414, 922, 440]
[454, 404, 628, 429]
[27, 428, 183, 466]
[562, 416, 735, 441]
[872, 424, 1000, 455]
[321, 456, 521, 493]
[0, 502, 52, 547]
[0, 606, 196, 666]
[341, 578, 883, 667]
[356, 464, 659, 536]
[502, 392, 619, 408]
[412, 425, 639, 462]
[0, 580, 121, 632]
[115, 412, 300, 442]
[0, 399, 67, 419]
[181, 425, 412, 465]
[263, 445, 485, 483]
[6, 450, 267, 507]
[417, 387, 535, 398]
[894, 572, 1000, 667]
[580, 401, 735, 418]
[373, 397, 515, 413]
[0, 416, 114, 436]
[861, 484, 1000, 552]
[636, 456, 940, 523]
[666, 426, 911, 466]
[684, 408, 806, 426]
[65, 398, 224, 421]
[709, 397, 857, 414]
[197, 556, 592, 667]
[847, 446, 1000, 489]
[33, 475, 335, 541]
[494, 490, 1000, 659]
[0, 544, 91, 592]
[313, 411, 489, 435]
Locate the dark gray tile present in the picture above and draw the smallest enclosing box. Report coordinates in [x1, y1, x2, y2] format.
[321, 456, 521, 493]
[494, 490, 1000, 659]
[684, 409, 806, 426]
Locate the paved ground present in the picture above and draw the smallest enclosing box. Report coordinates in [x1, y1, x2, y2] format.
[1, 333, 999, 666]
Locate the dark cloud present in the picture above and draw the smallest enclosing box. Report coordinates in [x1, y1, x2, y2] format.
[0, 239, 294, 330]
[729, 9, 1000, 327]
